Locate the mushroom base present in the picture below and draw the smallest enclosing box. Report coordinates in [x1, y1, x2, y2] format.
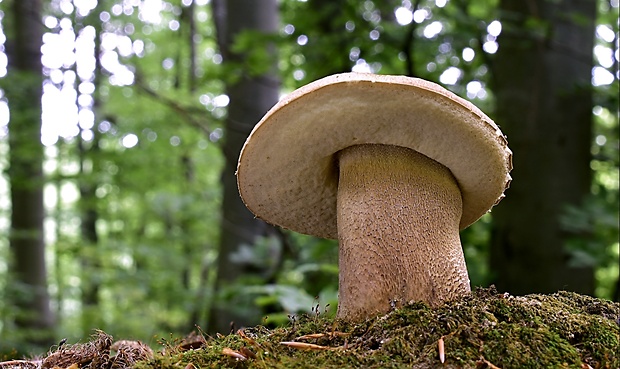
[336, 144, 471, 321]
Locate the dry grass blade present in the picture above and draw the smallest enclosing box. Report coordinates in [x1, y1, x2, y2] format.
[280, 342, 330, 350]
[296, 333, 326, 340]
[478, 356, 501, 369]
[296, 332, 350, 340]
[110, 340, 154, 369]
[53, 364, 78, 369]
[177, 332, 207, 352]
[41, 330, 112, 369]
[237, 329, 258, 347]
[238, 347, 257, 360]
[438, 337, 445, 364]
[0, 360, 41, 369]
[237, 328, 269, 357]
[222, 348, 247, 361]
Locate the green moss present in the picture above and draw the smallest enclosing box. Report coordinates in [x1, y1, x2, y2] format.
[134, 288, 619, 369]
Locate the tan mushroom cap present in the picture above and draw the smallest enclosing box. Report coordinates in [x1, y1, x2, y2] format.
[237, 73, 512, 239]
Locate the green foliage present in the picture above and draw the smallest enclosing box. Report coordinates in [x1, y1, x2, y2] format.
[230, 30, 280, 78]
[208, 233, 339, 329]
[560, 101, 620, 299]
[461, 214, 493, 287]
[560, 0, 619, 296]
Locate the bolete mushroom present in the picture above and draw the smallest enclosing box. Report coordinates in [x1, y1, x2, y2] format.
[236, 73, 512, 321]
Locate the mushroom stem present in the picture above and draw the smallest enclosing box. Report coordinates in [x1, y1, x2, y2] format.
[336, 144, 470, 320]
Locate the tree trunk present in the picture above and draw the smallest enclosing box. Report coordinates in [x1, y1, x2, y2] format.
[209, 0, 280, 333]
[78, 133, 102, 333]
[73, 5, 108, 334]
[5, 0, 55, 347]
[490, 0, 596, 295]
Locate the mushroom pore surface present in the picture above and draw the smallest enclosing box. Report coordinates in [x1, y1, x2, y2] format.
[336, 144, 470, 320]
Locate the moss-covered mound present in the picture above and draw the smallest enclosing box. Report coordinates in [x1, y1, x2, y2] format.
[137, 288, 618, 369]
[3, 288, 617, 368]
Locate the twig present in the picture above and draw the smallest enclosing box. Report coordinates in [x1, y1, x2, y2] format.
[133, 72, 216, 139]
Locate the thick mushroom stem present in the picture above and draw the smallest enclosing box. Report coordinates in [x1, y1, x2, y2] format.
[336, 144, 471, 320]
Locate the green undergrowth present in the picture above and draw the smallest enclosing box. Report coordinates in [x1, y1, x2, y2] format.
[135, 288, 619, 369]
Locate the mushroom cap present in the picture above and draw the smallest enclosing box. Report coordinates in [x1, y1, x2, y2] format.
[237, 73, 512, 239]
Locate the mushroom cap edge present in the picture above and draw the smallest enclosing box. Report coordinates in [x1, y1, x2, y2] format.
[236, 72, 513, 239]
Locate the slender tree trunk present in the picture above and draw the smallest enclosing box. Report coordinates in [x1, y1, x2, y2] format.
[5, 0, 55, 347]
[209, 0, 280, 333]
[173, 5, 207, 328]
[76, 6, 107, 334]
[187, 1, 197, 93]
[78, 132, 102, 333]
[490, 0, 596, 295]
[180, 4, 208, 329]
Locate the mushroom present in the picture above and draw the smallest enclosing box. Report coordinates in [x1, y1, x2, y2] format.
[236, 73, 512, 321]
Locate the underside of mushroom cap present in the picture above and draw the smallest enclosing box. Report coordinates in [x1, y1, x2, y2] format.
[237, 72, 512, 239]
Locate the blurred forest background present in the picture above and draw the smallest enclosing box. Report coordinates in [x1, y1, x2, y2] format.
[0, 0, 618, 355]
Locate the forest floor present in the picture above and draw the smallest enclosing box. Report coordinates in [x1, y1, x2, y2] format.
[2, 287, 618, 369]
